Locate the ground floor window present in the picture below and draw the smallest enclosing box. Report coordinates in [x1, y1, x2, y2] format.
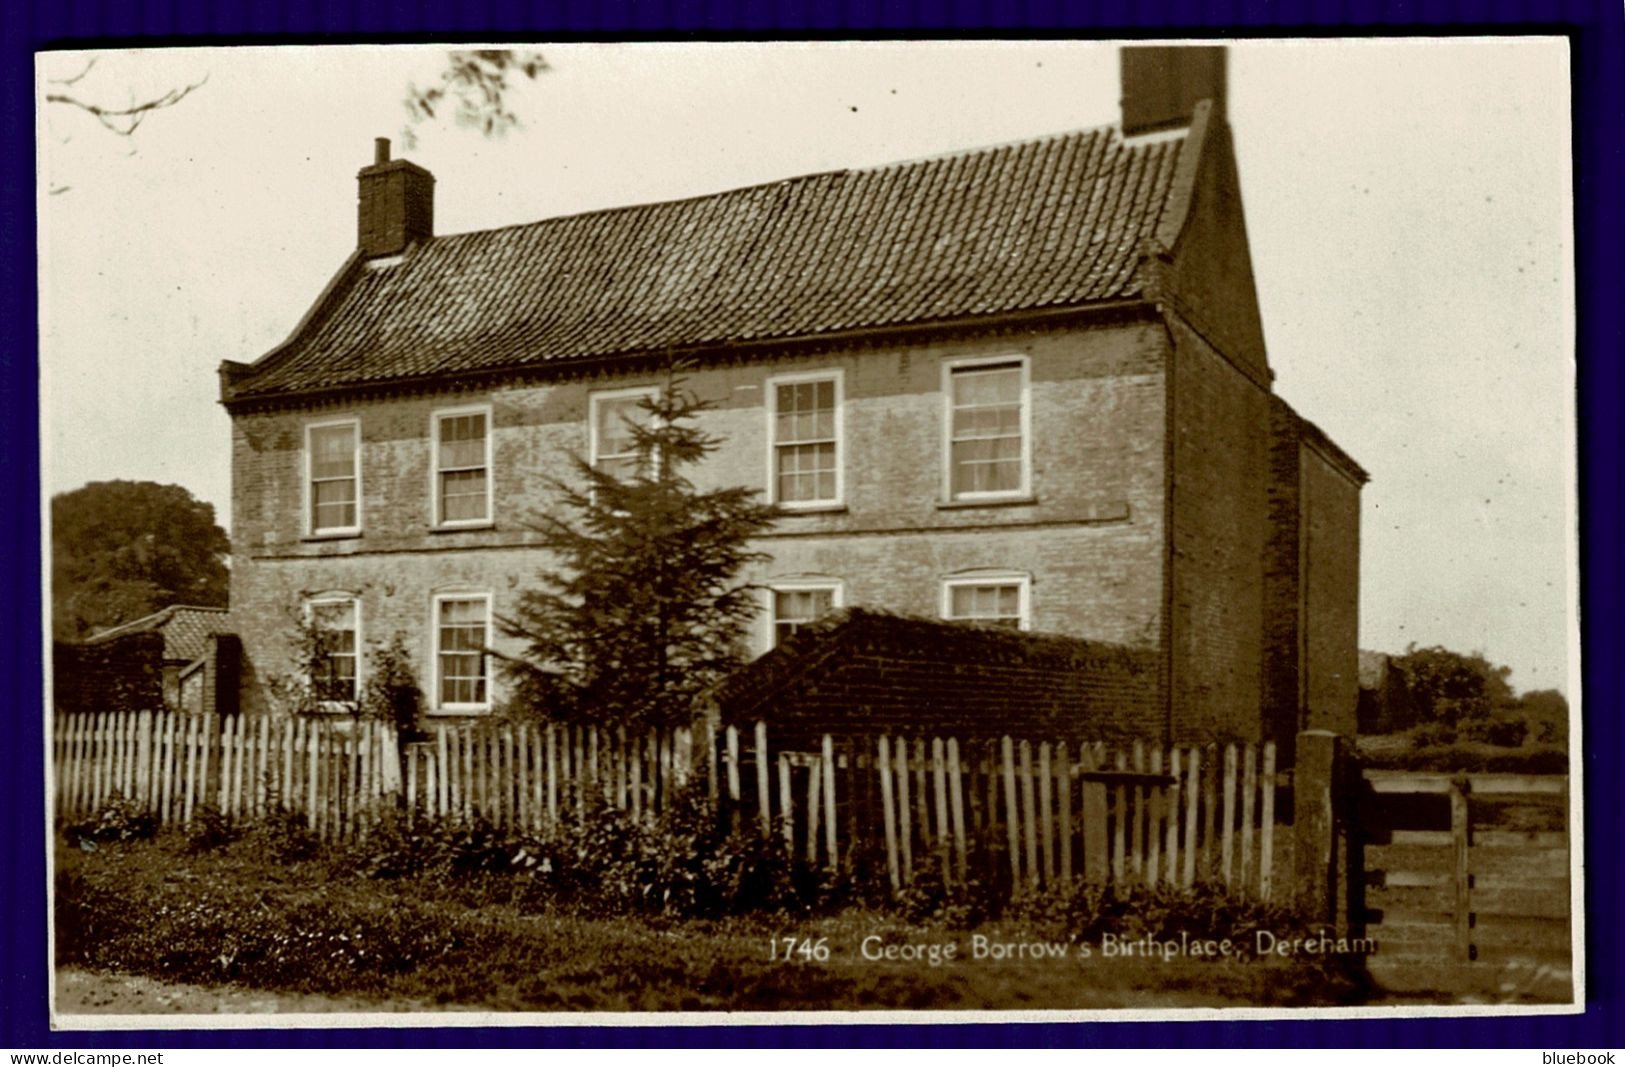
[434, 594, 491, 710]
[770, 580, 843, 647]
[308, 596, 359, 703]
[941, 573, 1030, 630]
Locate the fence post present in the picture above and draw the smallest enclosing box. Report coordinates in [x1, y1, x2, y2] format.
[1293, 730, 1346, 928]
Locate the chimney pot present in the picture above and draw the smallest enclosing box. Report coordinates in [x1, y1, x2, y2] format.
[356, 145, 434, 258]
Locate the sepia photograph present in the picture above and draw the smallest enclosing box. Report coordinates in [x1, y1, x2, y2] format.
[37, 38, 1579, 1025]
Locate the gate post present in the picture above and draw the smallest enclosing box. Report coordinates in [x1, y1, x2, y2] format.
[1293, 729, 1348, 929]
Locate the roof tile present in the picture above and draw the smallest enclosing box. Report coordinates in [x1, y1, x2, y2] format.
[230, 125, 1185, 400]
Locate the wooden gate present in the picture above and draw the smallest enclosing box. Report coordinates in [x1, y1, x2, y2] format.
[1355, 769, 1572, 989]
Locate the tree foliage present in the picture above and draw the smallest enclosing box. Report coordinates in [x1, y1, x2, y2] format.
[500, 372, 780, 729]
[51, 480, 230, 642]
[264, 608, 420, 729]
[402, 50, 549, 148]
[1393, 643, 1515, 725]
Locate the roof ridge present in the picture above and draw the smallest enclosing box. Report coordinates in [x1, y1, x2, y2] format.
[84, 605, 180, 643]
[84, 603, 230, 644]
[225, 117, 1192, 403]
[430, 121, 1137, 245]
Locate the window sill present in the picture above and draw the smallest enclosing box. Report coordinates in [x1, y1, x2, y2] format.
[307, 702, 361, 716]
[776, 503, 848, 516]
[936, 494, 1038, 511]
[425, 706, 492, 717]
[430, 522, 496, 534]
[302, 531, 363, 543]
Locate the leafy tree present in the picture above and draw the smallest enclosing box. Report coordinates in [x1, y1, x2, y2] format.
[1510, 687, 1569, 746]
[51, 480, 229, 641]
[1394, 643, 1515, 726]
[402, 50, 549, 149]
[500, 371, 780, 730]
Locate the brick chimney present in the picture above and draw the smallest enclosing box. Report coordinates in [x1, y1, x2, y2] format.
[1120, 46, 1227, 137]
[356, 137, 434, 258]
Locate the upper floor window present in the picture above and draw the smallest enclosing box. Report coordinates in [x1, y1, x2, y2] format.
[941, 572, 1030, 630]
[433, 406, 492, 527]
[434, 593, 491, 712]
[768, 578, 844, 647]
[306, 419, 361, 536]
[590, 387, 658, 480]
[307, 595, 360, 704]
[944, 356, 1030, 501]
[768, 371, 843, 508]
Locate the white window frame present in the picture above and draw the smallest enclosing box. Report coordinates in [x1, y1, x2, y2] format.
[940, 354, 1032, 503]
[304, 594, 363, 710]
[430, 403, 494, 529]
[764, 368, 845, 510]
[940, 572, 1032, 631]
[304, 417, 362, 537]
[588, 385, 660, 477]
[430, 591, 494, 714]
[764, 577, 845, 650]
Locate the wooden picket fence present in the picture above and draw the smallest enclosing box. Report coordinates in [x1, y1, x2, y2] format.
[397, 720, 699, 829]
[53, 710, 1282, 899]
[51, 710, 693, 841]
[716, 725, 1283, 899]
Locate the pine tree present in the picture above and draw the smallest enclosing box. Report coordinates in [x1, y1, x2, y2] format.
[500, 370, 780, 729]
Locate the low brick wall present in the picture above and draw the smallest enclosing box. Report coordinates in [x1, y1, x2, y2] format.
[53, 632, 165, 714]
[718, 609, 1162, 748]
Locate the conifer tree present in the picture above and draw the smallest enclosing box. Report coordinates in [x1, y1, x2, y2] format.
[500, 370, 780, 729]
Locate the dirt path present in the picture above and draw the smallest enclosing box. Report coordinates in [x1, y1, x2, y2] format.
[55, 968, 485, 1016]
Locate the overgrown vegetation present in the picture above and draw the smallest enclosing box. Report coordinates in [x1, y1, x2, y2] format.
[264, 609, 421, 729]
[57, 825, 1366, 1010]
[327, 786, 837, 919]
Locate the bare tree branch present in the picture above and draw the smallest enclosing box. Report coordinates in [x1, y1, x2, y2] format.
[48, 58, 97, 87]
[46, 72, 209, 138]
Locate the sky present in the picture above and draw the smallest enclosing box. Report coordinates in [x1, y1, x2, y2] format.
[35, 40, 1576, 695]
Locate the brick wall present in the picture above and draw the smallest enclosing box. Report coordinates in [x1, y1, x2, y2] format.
[720, 611, 1162, 748]
[1259, 398, 1365, 750]
[1261, 397, 1305, 748]
[53, 632, 164, 714]
[1148, 117, 1271, 387]
[229, 319, 1172, 718]
[1300, 442, 1361, 735]
[1165, 315, 1271, 743]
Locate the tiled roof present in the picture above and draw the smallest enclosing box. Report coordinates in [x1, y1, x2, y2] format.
[227, 125, 1187, 401]
[86, 605, 232, 664]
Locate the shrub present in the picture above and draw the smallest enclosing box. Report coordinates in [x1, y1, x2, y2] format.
[244, 804, 322, 864]
[1407, 720, 1456, 747]
[64, 795, 156, 846]
[1457, 713, 1527, 748]
[892, 863, 998, 928]
[1008, 880, 1330, 956]
[182, 804, 239, 853]
[324, 784, 831, 920]
[1364, 742, 1568, 773]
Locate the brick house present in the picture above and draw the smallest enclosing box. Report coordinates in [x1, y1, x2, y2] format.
[218, 46, 1366, 749]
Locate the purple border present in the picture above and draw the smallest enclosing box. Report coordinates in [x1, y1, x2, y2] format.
[5, 0, 1620, 1048]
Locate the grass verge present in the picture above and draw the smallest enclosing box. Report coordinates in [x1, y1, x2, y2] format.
[56, 834, 1371, 1012]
